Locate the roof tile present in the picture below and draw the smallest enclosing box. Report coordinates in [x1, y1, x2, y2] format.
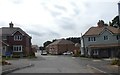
[84, 26, 120, 36]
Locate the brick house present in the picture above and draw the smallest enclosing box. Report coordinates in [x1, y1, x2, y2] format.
[32, 45, 39, 52]
[81, 20, 120, 58]
[0, 22, 32, 57]
[46, 39, 75, 55]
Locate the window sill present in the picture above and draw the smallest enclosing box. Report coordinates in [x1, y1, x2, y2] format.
[13, 51, 23, 52]
[14, 40, 22, 41]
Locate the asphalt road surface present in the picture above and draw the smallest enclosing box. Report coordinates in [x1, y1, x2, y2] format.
[8, 52, 119, 75]
[9, 52, 94, 73]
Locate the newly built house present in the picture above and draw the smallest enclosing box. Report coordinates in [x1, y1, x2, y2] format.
[0, 22, 32, 57]
[81, 20, 120, 58]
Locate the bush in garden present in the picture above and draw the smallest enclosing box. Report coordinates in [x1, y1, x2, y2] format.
[2, 60, 11, 65]
[111, 59, 120, 66]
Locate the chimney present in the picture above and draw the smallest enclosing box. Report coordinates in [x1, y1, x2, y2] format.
[97, 20, 104, 27]
[9, 22, 14, 28]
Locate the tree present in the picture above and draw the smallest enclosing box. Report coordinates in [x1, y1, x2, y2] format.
[39, 46, 44, 50]
[43, 41, 52, 48]
[104, 23, 108, 26]
[66, 37, 81, 44]
[110, 15, 120, 28]
[52, 39, 57, 42]
[109, 21, 112, 26]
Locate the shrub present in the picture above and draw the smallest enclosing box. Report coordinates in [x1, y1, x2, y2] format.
[72, 53, 80, 57]
[2, 60, 11, 65]
[111, 59, 120, 66]
[12, 55, 20, 58]
[117, 60, 120, 66]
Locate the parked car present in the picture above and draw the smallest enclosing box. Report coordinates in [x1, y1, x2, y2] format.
[63, 51, 73, 55]
[41, 52, 47, 55]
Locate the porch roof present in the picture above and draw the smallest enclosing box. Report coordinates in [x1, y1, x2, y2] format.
[88, 43, 120, 48]
[0, 40, 9, 46]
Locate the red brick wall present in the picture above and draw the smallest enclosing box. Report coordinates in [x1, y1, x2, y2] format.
[48, 44, 75, 54]
[5, 31, 31, 56]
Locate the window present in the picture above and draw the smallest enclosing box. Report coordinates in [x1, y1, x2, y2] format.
[104, 36, 109, 40]
[14, 35, 22, 41]
[88, 37, 96, 42]
[93, 50, 99, 55]
[13, 45, 22, 52]
[2, 36, 7, 40]
[2, 46, 7, 52]
[116, 35, 120, 40]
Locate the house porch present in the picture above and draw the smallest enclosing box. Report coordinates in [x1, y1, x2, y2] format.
[87, 43, 120, 58]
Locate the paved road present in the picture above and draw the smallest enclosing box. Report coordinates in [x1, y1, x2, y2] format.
[8, 52, 119, 75]
[10, 53, 94, 73]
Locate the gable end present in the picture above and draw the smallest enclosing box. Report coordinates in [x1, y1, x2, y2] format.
[99, 28, 113, 35]
[12, 30, 25, 36]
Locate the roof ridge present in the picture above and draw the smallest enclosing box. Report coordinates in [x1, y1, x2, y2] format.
[2, 27, 20, 28]
[49, 39, 74, 45]
[84, 26, 120, 36]
[1, 27, 30, 37]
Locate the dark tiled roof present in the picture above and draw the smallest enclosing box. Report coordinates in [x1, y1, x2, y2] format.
[84, 26, 120, 36]
[49, 39, 74, 45]
[0, 27, 30, 37]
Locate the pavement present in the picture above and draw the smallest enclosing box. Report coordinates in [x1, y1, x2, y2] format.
[85, 58, 119, 75]
[2, 59, 33, 75]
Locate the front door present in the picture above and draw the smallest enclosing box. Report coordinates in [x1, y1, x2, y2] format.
[2, 46, 7, 56]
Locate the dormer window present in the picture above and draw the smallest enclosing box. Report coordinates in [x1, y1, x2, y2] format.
[104, 36, 109, 40]
[14, 35, 22, 41]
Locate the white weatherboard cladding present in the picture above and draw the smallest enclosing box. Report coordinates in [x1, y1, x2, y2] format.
[84, 30, 119, 47]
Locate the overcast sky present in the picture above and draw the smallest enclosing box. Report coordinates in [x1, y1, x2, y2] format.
[0, 0, 119, 46]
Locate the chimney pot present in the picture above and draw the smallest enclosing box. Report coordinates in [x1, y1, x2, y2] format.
[9, 21, 14, 28]
[97, 20, 104, 27]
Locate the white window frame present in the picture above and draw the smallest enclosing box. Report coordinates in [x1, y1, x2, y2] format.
[13, 45, 22, 52]
[93, 50, 98, 55]
[88, 37, 96, 42]
[104, 35, 109, 40]
[14, 35, 22, 41]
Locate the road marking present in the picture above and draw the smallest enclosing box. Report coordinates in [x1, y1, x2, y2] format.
[87, 65, 107, 73]
[72, 57, 75, 59]
[103, 59, 113, 61]
[40, 55, 58, 57]
[93, 60, 101, 62]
